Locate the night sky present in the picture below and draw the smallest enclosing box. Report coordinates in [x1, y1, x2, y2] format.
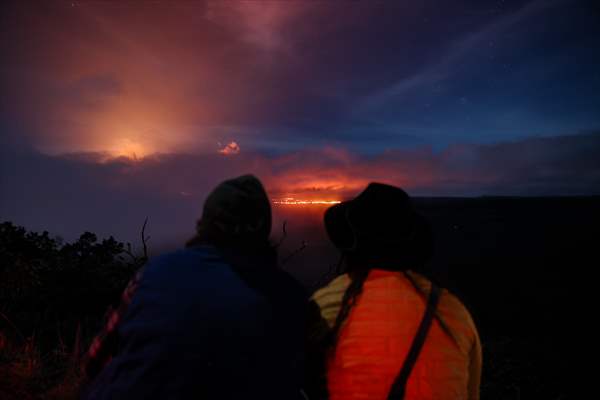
[1, 0, 599, 244]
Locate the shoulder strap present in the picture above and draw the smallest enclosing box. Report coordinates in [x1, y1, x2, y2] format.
[387, 281, 441, 400]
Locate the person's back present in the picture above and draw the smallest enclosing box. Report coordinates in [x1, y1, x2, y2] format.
[86, 245, 305, 399]
[312, 269, 481, 400]
[306, 182, 482, 400]
[83, 175, 307, 399]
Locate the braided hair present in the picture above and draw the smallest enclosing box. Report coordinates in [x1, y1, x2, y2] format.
[328, 253, 371, 347]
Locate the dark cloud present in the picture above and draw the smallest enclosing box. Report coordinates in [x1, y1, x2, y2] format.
[2, 132, 598, 246]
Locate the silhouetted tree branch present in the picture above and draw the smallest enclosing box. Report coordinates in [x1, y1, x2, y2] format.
[121, 219, 150, 265]
[141, 217, 150, 262]
[281, 240, 307, 265]
[275, 220, 287, 248]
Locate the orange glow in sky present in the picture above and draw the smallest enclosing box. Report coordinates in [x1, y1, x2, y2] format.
[272, 197, 342, 206]
[107, 138, 152, 160]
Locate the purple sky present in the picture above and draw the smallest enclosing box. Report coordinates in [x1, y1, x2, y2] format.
[1, 0, 599, 245]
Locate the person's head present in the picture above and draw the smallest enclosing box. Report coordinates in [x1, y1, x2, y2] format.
[324, 182, 434, 275]
[186, 175, 272, 250]
[324, 183, 435, 345]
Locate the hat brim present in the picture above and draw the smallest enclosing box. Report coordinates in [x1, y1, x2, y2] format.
[324, 198, 432, 255]
[324, 200, 355, 251]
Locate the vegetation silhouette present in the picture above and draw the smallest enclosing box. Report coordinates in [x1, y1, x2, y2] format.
[0, 221, 146, 399]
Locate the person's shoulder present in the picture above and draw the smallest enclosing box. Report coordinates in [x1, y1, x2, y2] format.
[406, 271, 479, 348]
[440, 289, 477, 329]
[310, 274, 351, 328]
[151, 245, 218, 263]
[142, 246, 225, 277]
[312, 274, 351, 303]
[436, 287, 481, 352]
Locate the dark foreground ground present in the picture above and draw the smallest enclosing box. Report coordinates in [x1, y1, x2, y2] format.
[277, 196, 600, 399]
[2, 197, 598, 399]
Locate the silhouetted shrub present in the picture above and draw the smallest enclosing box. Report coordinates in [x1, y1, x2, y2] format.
[1, 222, 142, 343]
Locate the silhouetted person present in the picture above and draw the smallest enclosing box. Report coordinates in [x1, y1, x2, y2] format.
[306, 183, 482, 400]
[83, 175, 307, 399]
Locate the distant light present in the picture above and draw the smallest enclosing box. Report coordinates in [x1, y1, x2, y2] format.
[272, 197, 341, 205]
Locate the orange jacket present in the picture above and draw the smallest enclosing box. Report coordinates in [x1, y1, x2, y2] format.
[311, 269, 482, 400]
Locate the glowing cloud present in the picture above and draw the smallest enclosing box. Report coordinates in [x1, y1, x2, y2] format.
[219, 141, 241, 156]
[108, 138, 151, 160]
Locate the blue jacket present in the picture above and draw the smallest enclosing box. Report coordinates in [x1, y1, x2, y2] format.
[85, 245, 307, 399]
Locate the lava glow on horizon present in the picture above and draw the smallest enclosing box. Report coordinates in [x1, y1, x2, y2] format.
[272, 197, 342, 206]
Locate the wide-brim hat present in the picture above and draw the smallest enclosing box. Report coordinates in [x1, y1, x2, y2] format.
[324, 182, 432, 265]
